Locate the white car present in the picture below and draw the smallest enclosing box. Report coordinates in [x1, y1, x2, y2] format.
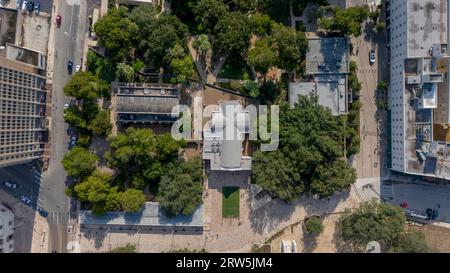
[75, 65, 81, 73]
[369, 49, 376, 65]
[3, 180, 17, 189]
[20, 195, 31, 205]
[64, 103, 70, 109]
[21, 0, 27, 11]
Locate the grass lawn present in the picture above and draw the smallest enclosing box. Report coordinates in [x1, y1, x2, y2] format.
[218, 56, 253, 80]
[222, 186, 240, 218]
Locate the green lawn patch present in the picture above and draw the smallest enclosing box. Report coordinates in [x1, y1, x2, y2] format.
[218, 56, 253, 80]
[222, 186, 240, 218]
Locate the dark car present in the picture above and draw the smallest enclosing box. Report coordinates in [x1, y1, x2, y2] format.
[34, 2, 40, 15]
[38, 208, 48, 218]
[67, 60, 73, 74]
[27, 1, 33, 13]
[432, 209, 439, 221]
[426, 208, 433, 220]
[56, 15, 62, 27]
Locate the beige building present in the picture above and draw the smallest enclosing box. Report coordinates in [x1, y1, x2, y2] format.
[0, 203, 14, 253]
[0, 56, 47, 167]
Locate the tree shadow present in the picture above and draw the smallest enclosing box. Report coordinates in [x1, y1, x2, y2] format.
[331, 219, 359, 253]
[248, 188, 352, 238]
[302, 233, 319, 253]
[80, 227, 108, 249]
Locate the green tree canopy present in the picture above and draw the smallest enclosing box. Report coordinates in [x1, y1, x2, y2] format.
[269, 24, 308, 71]
[193, 0, 229, 33]
[250, 13, 274, 36]
[109, 244, 137, 253]
[157, 157, 203, 216]
[318, 6, 369, 37]
[94, 7, 139, 63]
[62, 147, 98, 179]
[63, 72, 110, 101]
[389, 232, 431, 253]
[74, 170, 112, 204]
[248, 37, 277, 75]
[107, 128, 186, 187]
[116, 63, 135, 82]
[305, 216, 324, 235]
[171, 55, 195, 83]
[213, 11, 252, 56]
[192, 34, 212, 56]
[88, 109, 112, 136]
[121, 188, 146, 212]
[252, 95, 356, 201]
[341, 201, 406, 247]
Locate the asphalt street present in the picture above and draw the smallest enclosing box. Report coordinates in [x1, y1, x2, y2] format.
[389, 182, 450, 223]
[45, 0, 87, 252]
[0, 161, 44, 209]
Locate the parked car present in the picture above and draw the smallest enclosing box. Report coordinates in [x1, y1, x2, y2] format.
[64, 103, 70, 109]
[432, 209, 439, 221]
[369, 49, 376, 65]
[70, 136, 77, 147]
[37, 208, 48, 218]
[75, 65, 81, 73]
[21, 0, 27, 11]
[34, 2, 40, 15]
[16, 0, 22, 10]
[26, 1, 33, 13]
[3, 180, 17, 189]
[20, 195, 31, 205]
[67, 60, 73, 74]
[56, 15, 62, 27]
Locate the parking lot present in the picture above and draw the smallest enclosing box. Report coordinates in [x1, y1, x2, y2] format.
[0, 160, 45, 210]
[388, 182, 450, 223]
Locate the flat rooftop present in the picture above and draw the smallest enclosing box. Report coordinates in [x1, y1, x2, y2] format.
[289, 74, 347, 116]
[203, 101, 252, 171]
[116, 83, 180, 115]
[407, 0, 448, 57]
[0, 7, 17, 47]
[306, 37, 349, 74]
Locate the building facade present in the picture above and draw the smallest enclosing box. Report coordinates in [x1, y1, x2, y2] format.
[0, 203, 14, 253]
[115, 83, 180, 124]
[386, 0, 450, 178]
[289, 37, 350, 116]
[0, 56, 47, 168]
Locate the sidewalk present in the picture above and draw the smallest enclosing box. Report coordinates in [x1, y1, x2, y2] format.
[30, 212, 49, 253]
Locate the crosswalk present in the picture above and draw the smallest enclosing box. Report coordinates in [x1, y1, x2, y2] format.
[381, 182, 394, 200]
[48, 211, 78, 224]
[33, 171, 46, 208]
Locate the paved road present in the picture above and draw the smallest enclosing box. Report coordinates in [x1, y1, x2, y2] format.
[0, 161, 44, 210]
[44, 0, 87, 253]
[387, 182, 450, 223]
[349, 2, 389, 179]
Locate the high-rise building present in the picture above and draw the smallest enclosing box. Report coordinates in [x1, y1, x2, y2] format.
[0, 55, 47, 168]
[0, 203, 14, 253]
[386, 0, 450, 178]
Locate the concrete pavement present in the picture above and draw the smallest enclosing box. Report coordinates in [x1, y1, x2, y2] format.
[43, 0, 88, 253]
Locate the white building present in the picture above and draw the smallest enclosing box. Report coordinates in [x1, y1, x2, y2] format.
[203, 101, 252, 172]
[0, 203, 14, 253]
[387, 0, 450, 178]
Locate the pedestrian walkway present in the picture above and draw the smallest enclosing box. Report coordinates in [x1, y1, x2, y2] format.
[48, 211, 77, 225]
